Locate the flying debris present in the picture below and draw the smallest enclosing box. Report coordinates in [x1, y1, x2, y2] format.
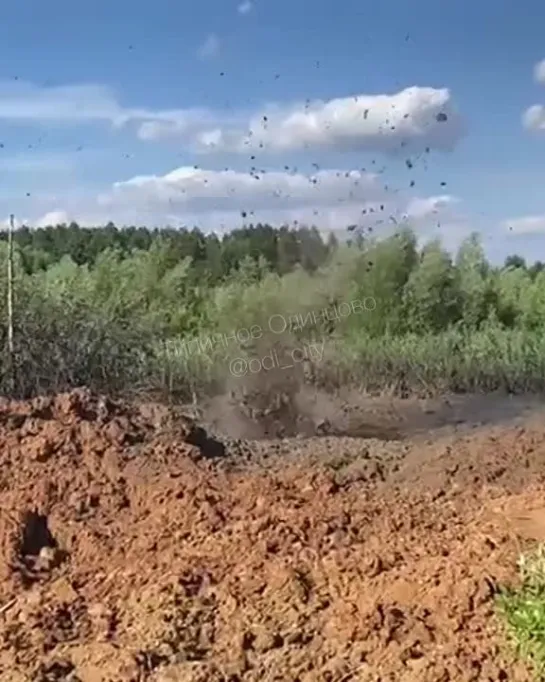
[436, 112, 448, 122]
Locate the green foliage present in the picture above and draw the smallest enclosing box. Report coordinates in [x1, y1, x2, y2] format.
[455, 233, 494, 328]
[0, 222, 544, 400]
[343, 229, 418, 336]
[497, 545, 545, 679]
[0, 222, 332, 281]
[402, 239, 460, 334]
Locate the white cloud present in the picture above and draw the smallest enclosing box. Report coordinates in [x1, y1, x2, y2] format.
[522, 60, 545, 131]
[0, 81, 217, 142]
[1, 204, 97, 230]
[35, 210, 73, 227]
[135, 108, 227, 142]
[522, 104, 545, 131]
[0, 81, 132, 125]
[99, 166, 388, 216]
[136, 114, 205, 141]
[0, 81, 464, 157]
[0, 80, 194, 137]
[197, 33, 220, 60]
[237, 1, 253, 14]
[535, 59, 545, 85]
[142, 86, 464, 156]
[405, 195, 459, 219]
[502, 215, 545, 235]
[13, 165, 464, 240]
[187, 86, 465, 155]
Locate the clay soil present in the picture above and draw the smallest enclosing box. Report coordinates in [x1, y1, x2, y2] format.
[1, 388, 545, 681]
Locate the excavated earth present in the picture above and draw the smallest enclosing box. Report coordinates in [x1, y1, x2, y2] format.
[0, 388, 545, 681]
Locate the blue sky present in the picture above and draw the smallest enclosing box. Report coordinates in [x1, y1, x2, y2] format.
[1, 0, 545, 262]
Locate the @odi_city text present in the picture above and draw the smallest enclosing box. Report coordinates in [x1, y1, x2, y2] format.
[229, 339, 324, 378]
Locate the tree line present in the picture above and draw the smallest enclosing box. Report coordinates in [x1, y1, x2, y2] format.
[0, 222, 336, 281]
[0, 221, 539, 283]
[0, 221, 542, 399]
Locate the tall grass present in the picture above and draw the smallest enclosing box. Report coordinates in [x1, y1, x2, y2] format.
[0, 232, 545, 400]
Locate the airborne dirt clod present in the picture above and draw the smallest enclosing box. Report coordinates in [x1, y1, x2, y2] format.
[0, 387, 544, 680]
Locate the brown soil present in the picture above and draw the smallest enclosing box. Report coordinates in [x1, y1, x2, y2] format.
[0, 387, 544, 681]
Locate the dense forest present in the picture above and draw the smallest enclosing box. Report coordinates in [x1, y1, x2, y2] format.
[0, 221, 541, 280]
[0, 221, 544, 401]
[0, 223, 336, 280]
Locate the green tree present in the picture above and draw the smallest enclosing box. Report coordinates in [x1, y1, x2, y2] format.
[402, 239, 460, 333]
[454, 233, 493, 328]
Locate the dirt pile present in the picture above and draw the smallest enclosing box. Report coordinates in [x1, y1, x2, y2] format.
[0, 388, 543, 681]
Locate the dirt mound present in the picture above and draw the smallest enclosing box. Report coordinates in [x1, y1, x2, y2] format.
[0, 388, 543, 680]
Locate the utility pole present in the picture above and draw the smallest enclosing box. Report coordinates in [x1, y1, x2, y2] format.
[7, 214, 14, 392]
